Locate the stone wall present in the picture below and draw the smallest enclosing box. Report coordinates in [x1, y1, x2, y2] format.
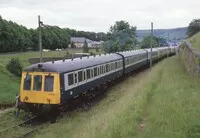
[178, 42, 200, 80]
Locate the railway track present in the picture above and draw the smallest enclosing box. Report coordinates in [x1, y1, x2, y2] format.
[0, 115, 50, 138]
[19, 121, 49, 138]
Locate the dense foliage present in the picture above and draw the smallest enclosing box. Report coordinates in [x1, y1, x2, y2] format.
[6, 58, 23, 77]
[103, 21, 137, 53]
[140, 35, 167, 49]
[83, 40, 89, 53]
[187, 19, 200, 37]
[0, 15, 107, 53]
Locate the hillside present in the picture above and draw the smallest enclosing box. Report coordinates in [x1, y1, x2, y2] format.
[189, 32, 200, 51]
[136, 27, 187, 42]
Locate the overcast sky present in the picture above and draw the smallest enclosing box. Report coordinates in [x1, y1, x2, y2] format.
[0, 0, 199, 32]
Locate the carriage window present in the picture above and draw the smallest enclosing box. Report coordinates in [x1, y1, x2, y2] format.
[33, 75, 42, 91]
[112, 63, 115, 70]
[68, 73, 74, 86]
[87, 69, 91, 79]
[100, 66, 103, 74]
[97, 67, 99, 76]
[106, 64, 109, 72]
[44, 76, 54, 92]
[78, 71, 83, 82]
[117, 62, 120, 68]
[74, 73, 77, 83]
[109, 63, 112, 71]
[91, 69, 94, 77]
[23, 74, 32, 90]
[83, 71, 86, 80]
[115, 62, 117, 69]
[94, 67, 97, 77]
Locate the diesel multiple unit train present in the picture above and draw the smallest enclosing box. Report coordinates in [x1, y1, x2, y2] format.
[19, 46, 178, 113]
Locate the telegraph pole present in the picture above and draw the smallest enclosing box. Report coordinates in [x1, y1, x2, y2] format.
[150, 22, 153, 70]
[38, 15, 43, 63]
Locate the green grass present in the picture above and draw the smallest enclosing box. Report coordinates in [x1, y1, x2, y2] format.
[0, 48, 100, 104]
[189, 32, 200, 51]
[141, 57, 200, 138]
[29, 56, 200, 138]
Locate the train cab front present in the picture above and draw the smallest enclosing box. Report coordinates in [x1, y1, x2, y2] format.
[19, 71, 60, 114]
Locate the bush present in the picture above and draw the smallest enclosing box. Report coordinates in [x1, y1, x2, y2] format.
[6, 58, 23, 77]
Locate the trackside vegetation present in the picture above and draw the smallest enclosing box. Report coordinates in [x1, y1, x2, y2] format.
[31, 56, 200, 138]
[189, 32, 200, 51]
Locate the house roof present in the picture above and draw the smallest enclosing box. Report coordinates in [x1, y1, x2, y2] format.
[70, 37, 92, 43]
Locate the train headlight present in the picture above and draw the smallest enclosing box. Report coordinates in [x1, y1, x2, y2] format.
[24, 96, 28, 101]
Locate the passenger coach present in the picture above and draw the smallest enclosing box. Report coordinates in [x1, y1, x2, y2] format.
[19, 46, 178, 114]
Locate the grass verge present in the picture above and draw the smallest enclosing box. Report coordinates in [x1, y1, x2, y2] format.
[189, 32, 200, 51]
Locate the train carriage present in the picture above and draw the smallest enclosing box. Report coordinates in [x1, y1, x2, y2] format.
[119, 49, 148, 74]
[19, 46, 178, 114]
[20, 53, 124, 112]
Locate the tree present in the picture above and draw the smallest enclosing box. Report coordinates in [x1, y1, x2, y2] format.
[83, 40, 89, 53]
[187, 19, 200, 37]
[140, 35, 159, 49]
[0, 15, 105, 53]
[103, 20, 137, 53]
[157, 37, 168, 47]
[6, 58, 23, 77]
[71, 41, 76, 48]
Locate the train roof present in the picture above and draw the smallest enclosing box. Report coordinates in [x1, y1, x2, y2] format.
[118, 49, 147, 57]
[23, 53, 122, 73]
